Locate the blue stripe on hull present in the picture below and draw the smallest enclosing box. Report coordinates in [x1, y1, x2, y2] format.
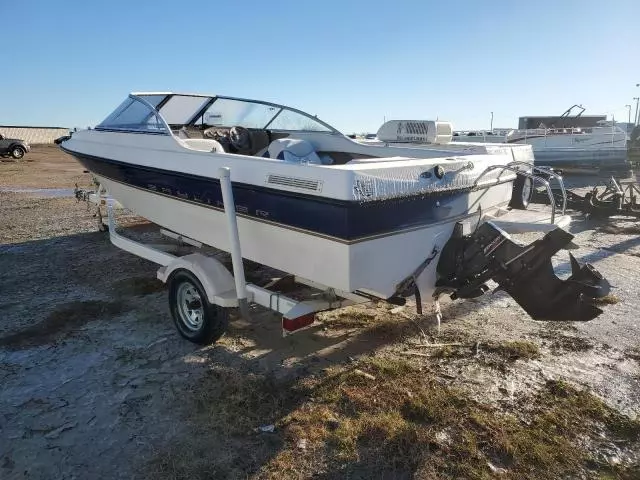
[67, 151, 466, 242]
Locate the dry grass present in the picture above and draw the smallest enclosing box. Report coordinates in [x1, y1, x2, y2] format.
[429, 339, 540, 364]
[593, 294, 620, 305]
[322, 307, 414, 342]
[141, 356, 640, 480]
[323, 309, 379, 329]
[143, 367, 306, 479]
[538, 330, 595, 354]
[482, 340, 541, 360]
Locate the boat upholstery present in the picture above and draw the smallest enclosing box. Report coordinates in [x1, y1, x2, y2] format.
[264, 138, 327, 164]
[247, 129, 271, 156]
[317, 151, 379, 165]
[178, 138, 225, 153]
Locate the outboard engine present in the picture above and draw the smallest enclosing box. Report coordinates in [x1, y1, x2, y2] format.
[434, 222, 611, 322]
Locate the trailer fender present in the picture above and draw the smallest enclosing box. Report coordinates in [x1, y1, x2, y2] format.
[157, 253, 238, 307]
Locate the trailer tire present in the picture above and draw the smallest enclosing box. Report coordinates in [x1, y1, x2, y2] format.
[509, 174, 533, 210]
[168, 269, 229, 345]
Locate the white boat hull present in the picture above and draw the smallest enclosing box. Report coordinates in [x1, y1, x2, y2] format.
[61, 93, 525, 303]
[98, 174, 512, 299]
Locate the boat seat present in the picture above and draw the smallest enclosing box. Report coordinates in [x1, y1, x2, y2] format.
[248, 129, 271, 156]
[177, 137, 225, 153]
[263, 138, 331, 165]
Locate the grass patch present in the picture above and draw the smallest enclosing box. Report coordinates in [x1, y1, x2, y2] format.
[541, 380, 640, 440]
[323, 309, 379, 329]
[322, 308, 411, 341]
[430, 344, 468, 359]
[538, 330, 594, 354]
[407, 339, 539, 365]
[483, 340, 541, 361]
[143, 367, 305, 479]
[0, 300, 127, 349]
[141, 355, 640, 480]
[593, 294, 620, 305]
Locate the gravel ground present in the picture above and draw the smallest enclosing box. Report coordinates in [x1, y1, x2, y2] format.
[1, 147, 639, 478]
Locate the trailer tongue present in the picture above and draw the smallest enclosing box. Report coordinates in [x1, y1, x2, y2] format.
[435, 222, 610, 322]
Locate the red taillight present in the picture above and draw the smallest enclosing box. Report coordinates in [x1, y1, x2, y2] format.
[282, 314, 315, 333]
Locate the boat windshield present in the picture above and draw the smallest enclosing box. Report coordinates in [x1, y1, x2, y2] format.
[196, 97, 333, 132]
[99, 93, 339, 134]
[96, 96, 169, 134]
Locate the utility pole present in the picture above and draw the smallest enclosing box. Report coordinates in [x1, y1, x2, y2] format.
[490, 111, 494, 132]
[626, 105, 632, 124]
[635, 83, 640, 125]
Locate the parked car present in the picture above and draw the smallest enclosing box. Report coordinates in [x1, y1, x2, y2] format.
[0, 133, 30, 159]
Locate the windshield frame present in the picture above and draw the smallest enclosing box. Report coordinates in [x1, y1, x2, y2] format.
[125, 92, 341, 134]
[95, 95, 172, 135]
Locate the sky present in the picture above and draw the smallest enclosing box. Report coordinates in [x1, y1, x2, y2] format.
[2, 0, 639, 132]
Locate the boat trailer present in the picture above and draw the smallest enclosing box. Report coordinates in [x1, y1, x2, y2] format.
[102, 168, 370, 343]
[74, 177, 124, 231]
[94, 164, 612, 345]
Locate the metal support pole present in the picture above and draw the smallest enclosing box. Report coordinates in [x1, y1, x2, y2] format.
[219, 167, 251, 320]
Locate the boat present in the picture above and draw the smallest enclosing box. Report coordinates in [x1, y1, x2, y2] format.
[452, 129, 511, 142]
[453, 106, 630, 174]
[504, 122, 628, 174]
[359, 120, 536, 167]
[629, 125, 640, 167]
[56, 94, 533, 296]
[55, 93, 610, 344]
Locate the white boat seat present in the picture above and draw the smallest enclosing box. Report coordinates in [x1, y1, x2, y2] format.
[177, 138, 225, 153]
[264, 138, 331, 165]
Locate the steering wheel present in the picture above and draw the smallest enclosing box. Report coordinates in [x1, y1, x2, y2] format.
[229, 126, 252, 152]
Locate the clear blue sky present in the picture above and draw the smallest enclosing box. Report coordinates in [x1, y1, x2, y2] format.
[2, 0, 638, 132]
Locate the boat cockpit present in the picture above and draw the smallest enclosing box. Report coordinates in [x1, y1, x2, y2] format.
[95, 92, 376, 165]
[93, 92, 524, 167]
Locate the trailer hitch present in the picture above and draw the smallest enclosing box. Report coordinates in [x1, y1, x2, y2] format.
[435, 222, 611, 321]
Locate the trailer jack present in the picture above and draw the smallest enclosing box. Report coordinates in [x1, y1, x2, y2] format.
[435, 222, 611, 322]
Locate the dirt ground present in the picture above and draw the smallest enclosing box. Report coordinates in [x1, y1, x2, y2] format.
[1, 147, 639, 479]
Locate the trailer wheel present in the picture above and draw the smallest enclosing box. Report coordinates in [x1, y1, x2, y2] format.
[509, 174, 533, 210]
[168, 270, 229, 345]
